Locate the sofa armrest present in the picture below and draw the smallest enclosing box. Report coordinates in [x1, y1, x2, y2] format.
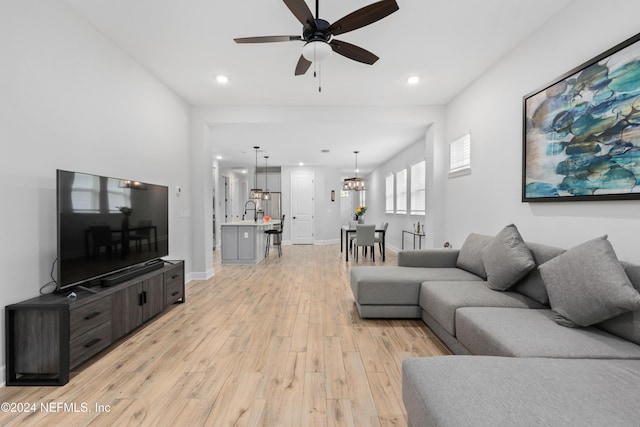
[397, 249, 460, 268]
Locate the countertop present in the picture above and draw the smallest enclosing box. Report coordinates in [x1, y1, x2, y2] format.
[221, 220, 280, 227]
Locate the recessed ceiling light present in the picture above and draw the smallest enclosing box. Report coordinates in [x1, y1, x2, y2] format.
[216, 155, 222, 160]
[216, 75, 229, 84]
[299, 162, 304, 166]
[407, 76, 420, 85]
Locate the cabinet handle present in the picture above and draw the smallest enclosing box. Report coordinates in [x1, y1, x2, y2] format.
[171, 274, 180, 279]
[84, 311, 100, 320]
[171, 291, 180, 296]
[84, 338, 101, 348]
[138, 293, 144, 306]
[143, 291, 147, 304]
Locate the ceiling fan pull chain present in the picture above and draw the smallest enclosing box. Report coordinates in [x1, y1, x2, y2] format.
[318, 62, 322, 93]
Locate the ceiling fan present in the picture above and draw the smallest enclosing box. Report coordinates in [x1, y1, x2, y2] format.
[234, 0, 399, 76]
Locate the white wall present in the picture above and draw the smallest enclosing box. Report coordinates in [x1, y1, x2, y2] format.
[443, 0, 640, 261]
[0, 0, 191, 378]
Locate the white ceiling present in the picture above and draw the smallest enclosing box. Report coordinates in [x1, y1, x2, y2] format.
[62, 0, 572, 173]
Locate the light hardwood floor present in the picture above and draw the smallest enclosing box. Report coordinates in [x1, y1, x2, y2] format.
[0, 244, 449, 426]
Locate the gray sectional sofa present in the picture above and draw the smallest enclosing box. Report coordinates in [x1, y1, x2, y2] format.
[349, 225, 640, 426]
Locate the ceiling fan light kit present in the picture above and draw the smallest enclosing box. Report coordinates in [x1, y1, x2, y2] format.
[302, 40, 332, 62]
[234, 0, 399, 79]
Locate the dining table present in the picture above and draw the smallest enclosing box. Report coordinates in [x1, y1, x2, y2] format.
[340, 225, 386, 262]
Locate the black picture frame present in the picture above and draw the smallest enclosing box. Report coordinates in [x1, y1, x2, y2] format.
[522, 31, 640, 202]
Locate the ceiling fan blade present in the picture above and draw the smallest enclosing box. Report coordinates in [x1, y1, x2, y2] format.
[330, 39, 379, 65]
[295, 55, 312, 75]
[328, 0, 399, 36]
[234, 35, 302, 43]
[283, 0, 316, 30]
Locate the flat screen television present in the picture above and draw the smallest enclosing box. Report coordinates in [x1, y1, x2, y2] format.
[56, 169, 169, 290]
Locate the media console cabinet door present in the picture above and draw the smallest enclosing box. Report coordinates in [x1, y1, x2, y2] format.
[142, 274, 165, 321]
[111, 283, 144, 340]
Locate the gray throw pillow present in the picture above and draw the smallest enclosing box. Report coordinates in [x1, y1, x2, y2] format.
[481, 224, 536, 290]
[456, 233, 494, 279]
[539, 236, 640, 327]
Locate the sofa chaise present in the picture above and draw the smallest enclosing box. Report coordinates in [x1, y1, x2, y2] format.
[349, 224, 640, 426]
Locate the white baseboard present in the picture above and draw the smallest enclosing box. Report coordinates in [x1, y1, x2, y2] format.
[187, 269, 214, 282]
[314, 239, 341, 245]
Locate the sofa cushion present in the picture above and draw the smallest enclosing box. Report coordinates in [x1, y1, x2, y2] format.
[419, 281, 544, 336]
[402, 356, 640, 427]
[455, 307, 640, 359]
[397, 249, 459, 268]
[596, 262, 640, 346]
[350, 266, 481, 306]
[481, 224, 535, 290]
[539, 236, 640, 327]
[456, 233, 493, 279]
[511, 242, 565, 306]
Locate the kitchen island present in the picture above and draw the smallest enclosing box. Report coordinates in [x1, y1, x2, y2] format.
[220, 220, 280, 265]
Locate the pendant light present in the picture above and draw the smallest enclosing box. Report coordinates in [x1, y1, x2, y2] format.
[250, 146, 263, 199]
[343, 151, 367, 191]
[262, 155, 271, 200]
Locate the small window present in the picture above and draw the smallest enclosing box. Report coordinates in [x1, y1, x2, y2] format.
[385, 174, 394, 213]
[396, 169, 407, 214]
[410, 160, 426, 215]
[449, 133, 471, 177]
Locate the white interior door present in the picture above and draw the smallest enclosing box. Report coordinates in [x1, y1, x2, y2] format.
[291, 171, 314, 244]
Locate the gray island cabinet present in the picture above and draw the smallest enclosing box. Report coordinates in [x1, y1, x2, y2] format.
[220, 221, 279, 265]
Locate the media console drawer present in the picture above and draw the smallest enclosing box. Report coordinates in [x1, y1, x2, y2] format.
[70, 297, 111, 339]
[69, 321, 111, 369]
[165, 263, 185, 305]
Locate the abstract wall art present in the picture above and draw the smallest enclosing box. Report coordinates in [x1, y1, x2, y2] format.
[523, 32, 640, 202]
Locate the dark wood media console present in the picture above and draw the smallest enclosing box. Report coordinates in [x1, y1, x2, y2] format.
[5, 260, 185, 386]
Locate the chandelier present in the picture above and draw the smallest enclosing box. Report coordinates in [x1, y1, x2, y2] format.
[343, 151, 367, 191]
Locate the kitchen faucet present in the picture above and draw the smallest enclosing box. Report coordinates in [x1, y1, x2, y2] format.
[244, 200, 257, 222]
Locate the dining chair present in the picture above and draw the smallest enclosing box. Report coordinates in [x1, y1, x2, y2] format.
[375, 222, 388, 254]
[353, 224, 376, 262]
[348, 220, 358, 253]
